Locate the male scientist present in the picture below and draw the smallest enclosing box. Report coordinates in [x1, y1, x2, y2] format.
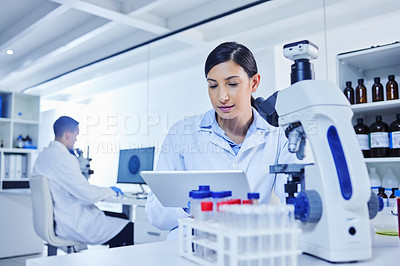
[32, 116, 133, 248]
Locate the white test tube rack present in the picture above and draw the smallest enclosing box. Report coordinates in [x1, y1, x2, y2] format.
[178, 204, 301, 266]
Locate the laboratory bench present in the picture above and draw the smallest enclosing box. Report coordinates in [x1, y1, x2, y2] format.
[25, 238, 400, 266]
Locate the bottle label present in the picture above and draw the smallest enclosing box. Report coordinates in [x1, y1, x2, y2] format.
[388, 198, 396, 208]
[370, 132, 389, 148]
[390, 131, 400, 149]
[356, 134, 370, 150]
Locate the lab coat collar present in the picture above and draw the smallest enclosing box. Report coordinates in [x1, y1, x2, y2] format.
[239, 110, 273, 155]
[50, 140, 72, 155]
[198, 108, 271, 133]
[198, 108, 272, 155]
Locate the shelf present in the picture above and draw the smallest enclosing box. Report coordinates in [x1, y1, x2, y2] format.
[1, 148, 37, 153]
[337, 42, 400, 179]
[0, 92, 12, 119]
[2, 178, 29, 181]
[12, 94, 40, 121]
[12, 119, 39, 125]
[365, 157, 400, 163]
[351, 99, 400, 116]
[0, 91, 40, 187]
[0, 118, 11, 123]
[337, 42, 400, 103]
[337, 42, 400, 72]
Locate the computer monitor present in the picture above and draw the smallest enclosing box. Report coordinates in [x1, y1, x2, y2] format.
[117, 147, 155, 191]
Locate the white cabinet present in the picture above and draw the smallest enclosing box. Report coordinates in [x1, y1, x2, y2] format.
[134, 205, 168, 244]
[0, 190, 43, 258]
[337, 42, 400, 187]
[0, 92, 40, 190]
[98, 197, 168, 244]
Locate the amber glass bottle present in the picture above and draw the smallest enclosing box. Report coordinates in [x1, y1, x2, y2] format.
[389, 188, 399, 198]
[372, 77, 384, 102]
[354, 118, 370, 158]
[370, 115, 389, 157]
[389, 113, 400, 157]
[377, 187, 388, 198]
[386, 74, 399, 100]
[343, 81, 354, 104]
[355, 78, 367, 104]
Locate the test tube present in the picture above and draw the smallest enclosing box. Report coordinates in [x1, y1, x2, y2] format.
[250, 206, 260, 254]
[212, 191, 231, 221]
[188, 190, 195, 218]
[242, 200, 252, 205]
[247, 192, 260, 204]
[191, 190, 212, 219]
[225, 190, 232, 199]
[261, 205, 272, 252]
[200, 201, 217, 262]
[200, 201, 213, 222]
[199, 185, 210, 191]
[191, 191, 212, 258]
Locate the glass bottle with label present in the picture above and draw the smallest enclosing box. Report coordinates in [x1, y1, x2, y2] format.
[369, 115, 389, 157]
[382, 168, 399, 192]
[386, 74, 399, 100]
[389, 113, 400, 157]
[383, 169, 399, 209]
[16, 135, 23, 148]
[343, 81, 354, 104]
[354, 118, 370, 157]
[355, 78, 367, 104]
[372, 77, 384, 102]
[369, 168, 381, 195]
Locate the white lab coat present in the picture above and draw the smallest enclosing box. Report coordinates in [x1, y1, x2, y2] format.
[146, 108, 296, 239]
[32, 141, 128, 244]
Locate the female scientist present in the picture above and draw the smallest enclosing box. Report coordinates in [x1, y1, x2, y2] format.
[145, 42, 295, 239]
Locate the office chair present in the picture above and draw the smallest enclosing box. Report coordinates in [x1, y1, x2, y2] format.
[30, 175, 85, 256]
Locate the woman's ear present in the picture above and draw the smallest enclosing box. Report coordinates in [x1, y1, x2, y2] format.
[251, 73, 261, 93]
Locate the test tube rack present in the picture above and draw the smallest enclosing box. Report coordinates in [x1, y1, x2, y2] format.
[178, 204, 301, 266]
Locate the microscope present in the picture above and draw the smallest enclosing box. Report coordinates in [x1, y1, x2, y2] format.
[75, 147, 94, 179]
[255, 40, 380, 262]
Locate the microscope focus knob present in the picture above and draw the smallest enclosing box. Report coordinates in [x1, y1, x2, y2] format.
[294, 190, 322, 223]
[367, 191, 380, 219]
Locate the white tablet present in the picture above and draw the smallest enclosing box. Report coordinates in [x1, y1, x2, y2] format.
[140, 170, 251, 207]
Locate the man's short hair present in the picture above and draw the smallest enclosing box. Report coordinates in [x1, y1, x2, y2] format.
[53, 116, 79, 138]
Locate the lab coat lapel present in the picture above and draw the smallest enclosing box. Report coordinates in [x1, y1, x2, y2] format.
[208, 131, 235, 155]
[239, 130, 267, 154]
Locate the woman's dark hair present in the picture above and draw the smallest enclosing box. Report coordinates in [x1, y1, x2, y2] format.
[205, 42, 258, 107]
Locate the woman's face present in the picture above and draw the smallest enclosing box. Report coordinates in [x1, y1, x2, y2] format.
[207, 60, 260, 121]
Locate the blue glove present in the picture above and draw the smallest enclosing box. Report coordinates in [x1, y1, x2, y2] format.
[110, 186, 124, 196]
[183, 201, 190, 215]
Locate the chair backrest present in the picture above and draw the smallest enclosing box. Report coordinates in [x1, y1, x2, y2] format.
[30, 175, 81, 247]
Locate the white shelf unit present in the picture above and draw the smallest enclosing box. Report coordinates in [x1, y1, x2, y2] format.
[0, 92, 40, 190]
[337, 42, 400, 186]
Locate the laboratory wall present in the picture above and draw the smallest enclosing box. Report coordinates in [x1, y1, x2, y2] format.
[38, 5, 400, 188]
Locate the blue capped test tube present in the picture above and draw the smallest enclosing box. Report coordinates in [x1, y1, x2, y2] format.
[247, 192, 260, 204]
[191, 190, 212, 219]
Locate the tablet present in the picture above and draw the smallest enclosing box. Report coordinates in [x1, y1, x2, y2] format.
[140, 170, 251, 207]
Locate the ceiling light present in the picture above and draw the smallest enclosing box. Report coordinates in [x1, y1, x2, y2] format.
[6, 49, 14, 55]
